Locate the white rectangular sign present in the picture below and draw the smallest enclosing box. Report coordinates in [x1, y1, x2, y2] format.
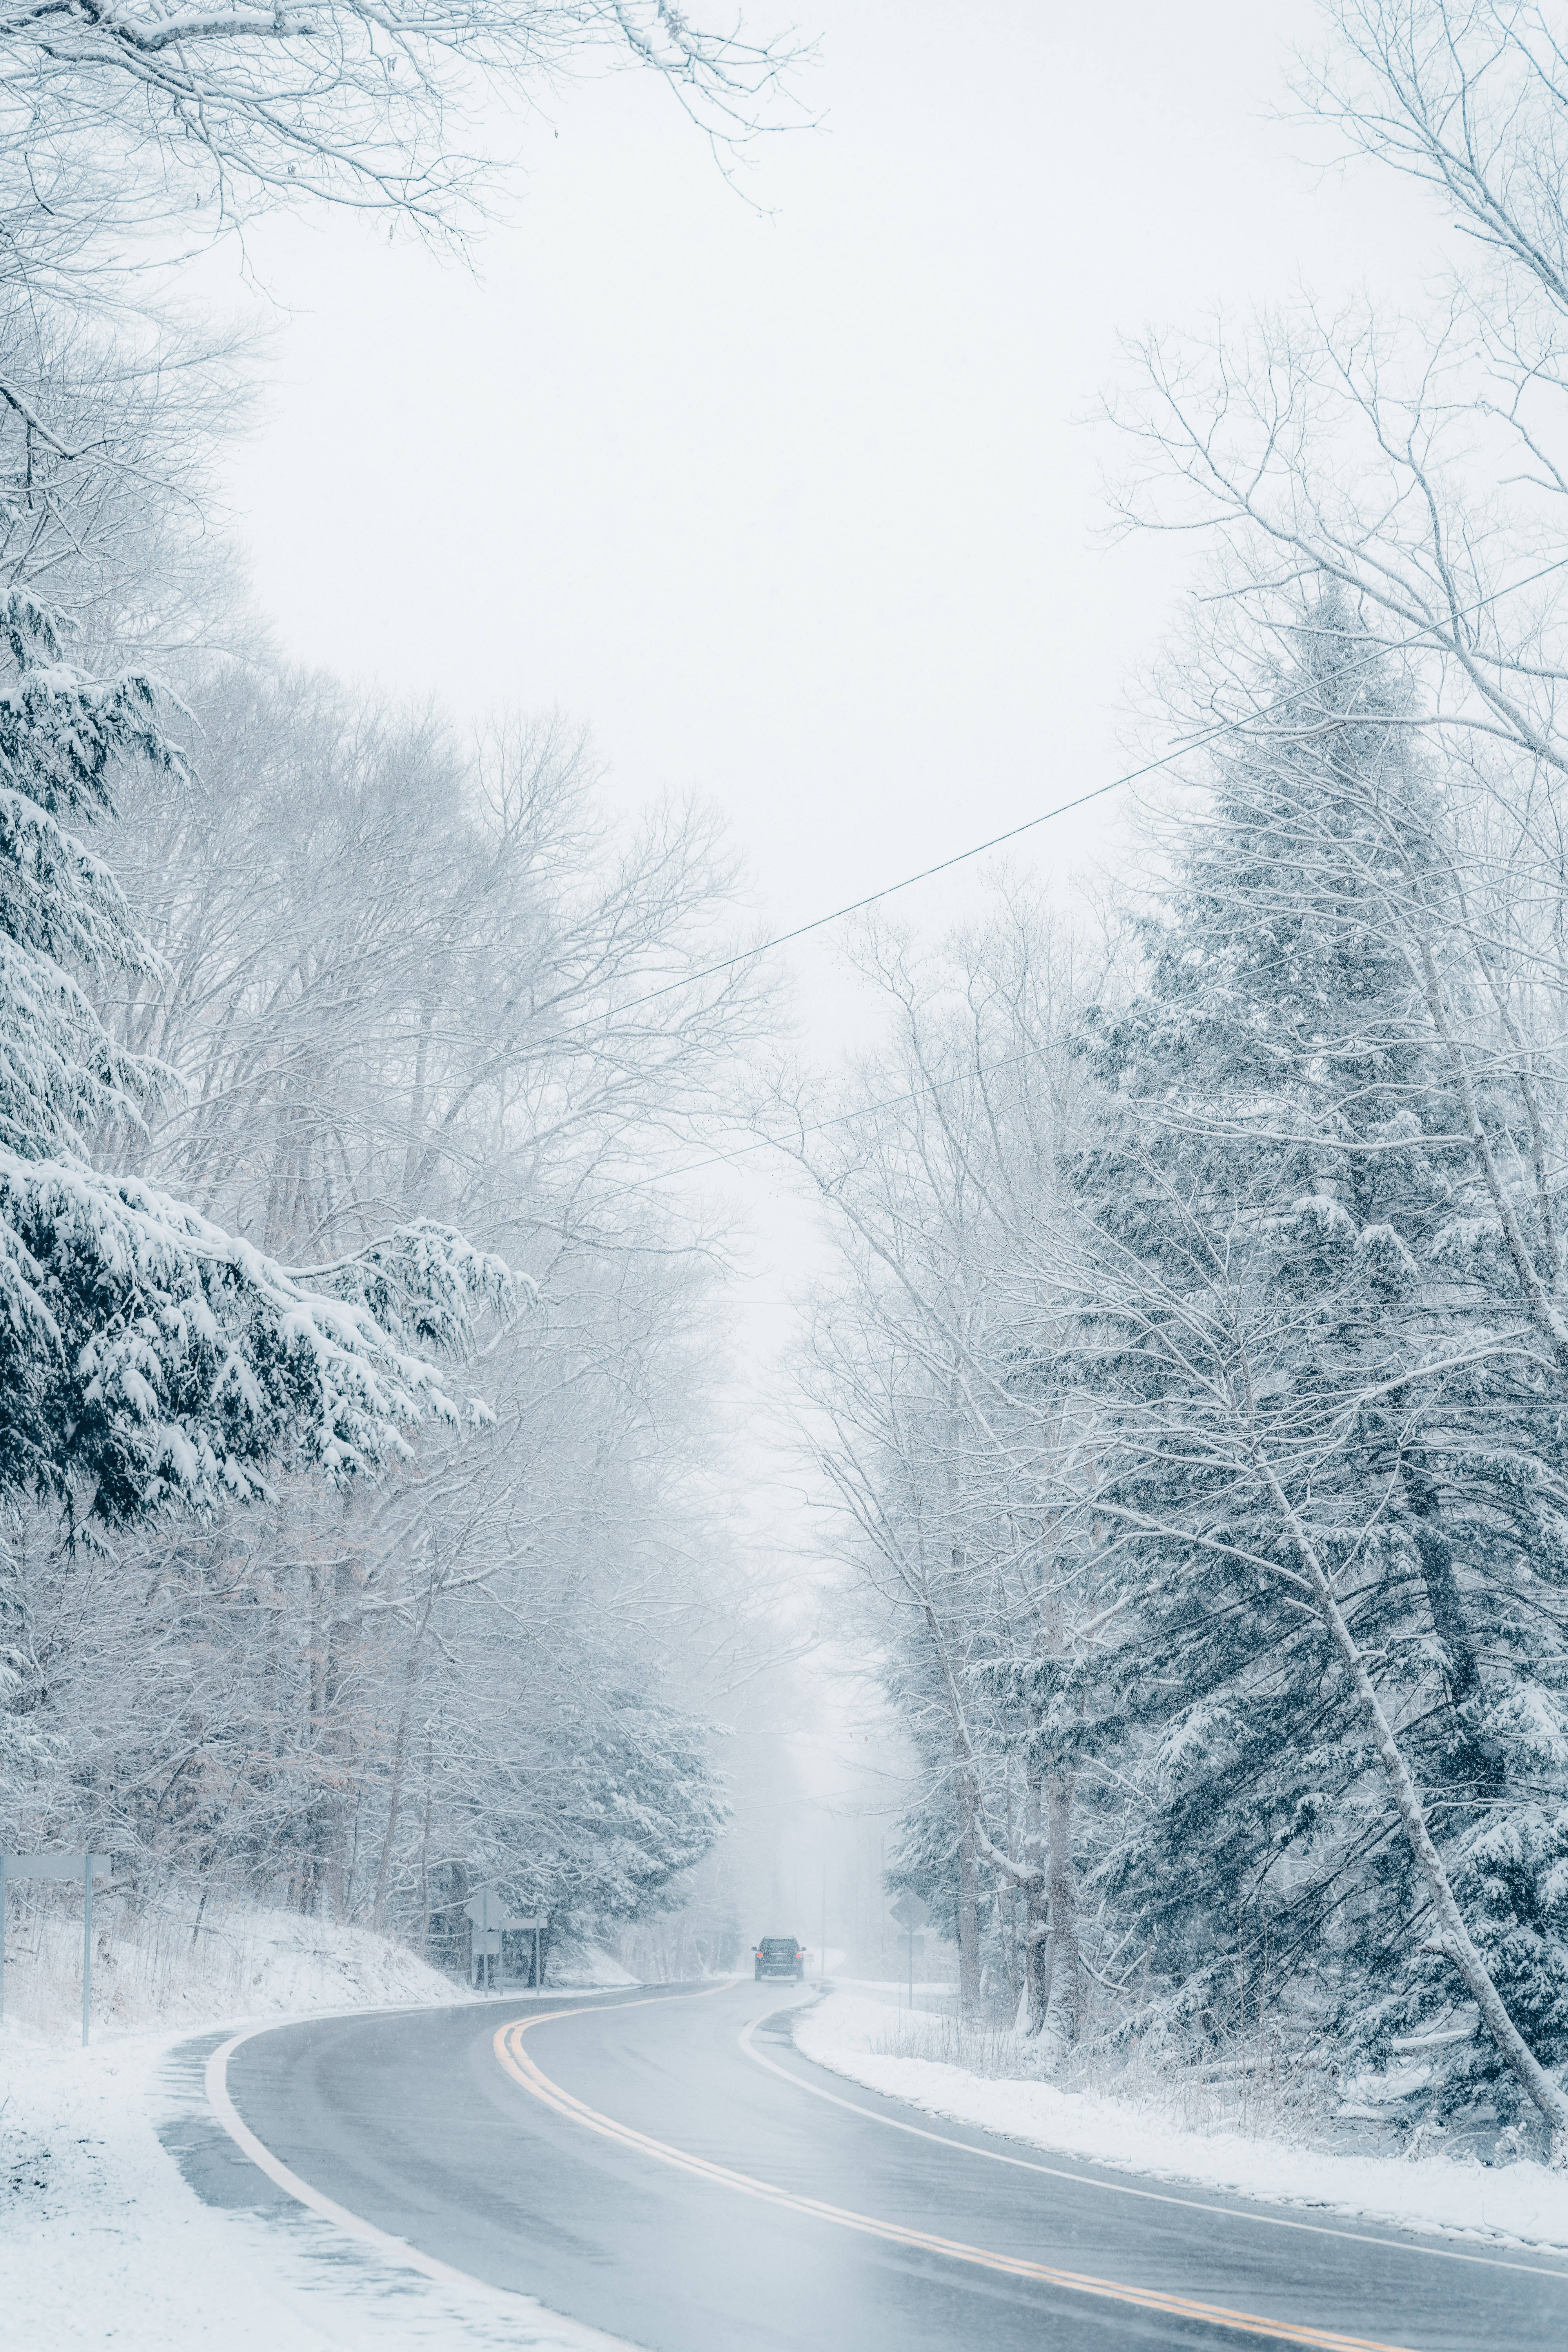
[2, 1854, 110, 1880]
[0, 1855, 111, 2046]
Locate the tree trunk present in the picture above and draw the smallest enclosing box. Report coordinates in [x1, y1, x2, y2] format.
[1022, 1903, 1052, 2035]
[371, 1688, 412, 1931]
[296, 1548, 332, 1916]
[1039, 1769, 1082, 2071]
[418, 1726, 434, 1963]
[1017, 1775, 1052, 2035]
[1400, 1458, 1500, 1795]
[953, 1736, 982, 2021]
[372, 1591, 436, 1929]
[998, 1883, 1022, 2017]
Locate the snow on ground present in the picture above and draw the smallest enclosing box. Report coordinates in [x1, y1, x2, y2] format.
[796, 1989, 1568, 2256]
[554, 1940, 638, 1989]
[3, 2021, 638, 2352]
[1, 1890, 638, 2041]
[3, 1895, 485, 2039]
[1, 1901, 644, 2350]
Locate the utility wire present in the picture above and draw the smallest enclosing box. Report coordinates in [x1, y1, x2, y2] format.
[566, 552, 1568, 1039]
[597, 555, 1568, 1189]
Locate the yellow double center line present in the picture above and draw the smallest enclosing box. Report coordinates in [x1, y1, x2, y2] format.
[493, 1999, 1418, 2352]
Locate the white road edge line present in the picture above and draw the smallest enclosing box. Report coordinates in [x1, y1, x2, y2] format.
[739, 2002, 1568, 2283]
[203, 2012, 645, 2350]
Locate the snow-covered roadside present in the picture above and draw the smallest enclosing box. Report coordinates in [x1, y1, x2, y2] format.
[1, 1894, 638, 2040]
[795, 1991, 1568, 2256]
[3, 1899, 490, 2038]
[3, 2021, 638, 2351]
[2, 1910, 644, 2349]
[554, 1942, 639, 1990]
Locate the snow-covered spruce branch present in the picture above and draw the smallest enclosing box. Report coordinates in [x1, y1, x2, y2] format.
[0, 1154, 523, 1522]
[970, 1815, 1044, 1893]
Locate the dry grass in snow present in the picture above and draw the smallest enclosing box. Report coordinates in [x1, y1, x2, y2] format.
[2, 1887, 472, 2040]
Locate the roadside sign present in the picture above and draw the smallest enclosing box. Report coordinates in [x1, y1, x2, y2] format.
[463, 1893, 543, 1987]
[889, 1893, 929, 2007]
[1, 1854, 111, 2044]
[5, 1854, 111, 1881]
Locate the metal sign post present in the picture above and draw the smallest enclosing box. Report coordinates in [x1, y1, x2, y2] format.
[465, 1888, 502, 1988]
[889, 1893, 929, 2012]
[1, 1855, 110, 2044]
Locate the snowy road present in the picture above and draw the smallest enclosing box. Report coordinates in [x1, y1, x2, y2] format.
[183, 1981, 1568, 2351]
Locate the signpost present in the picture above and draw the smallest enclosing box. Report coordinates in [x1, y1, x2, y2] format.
[1, 1854, 110, 2045]
[889, 1892, 929, 2011]
[507, 1914, 543, 1989]
[463, 1892, 543, 1991]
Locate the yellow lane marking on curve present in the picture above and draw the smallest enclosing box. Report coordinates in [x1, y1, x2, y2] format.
[492, 2004, 1419, 2352]
[204, 2013, 644, 2350]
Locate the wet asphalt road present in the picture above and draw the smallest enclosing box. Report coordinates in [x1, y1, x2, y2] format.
[176, 1979, 1568, 2351]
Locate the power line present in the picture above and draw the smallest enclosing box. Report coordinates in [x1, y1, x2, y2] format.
[570, 553, 1568, 1036]
[599, 556, 1568, 1190]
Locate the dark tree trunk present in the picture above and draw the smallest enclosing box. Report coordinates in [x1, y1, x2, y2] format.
[1040, 1771, 1082, 2067]
[1402, 1457, 1501, 1794]
[954, 1736, 982, 2020]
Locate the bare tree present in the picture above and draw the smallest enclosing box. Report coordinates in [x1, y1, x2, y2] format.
[11, 652, 766, 1944]
[784, 905, 1122, 2049]
[0, 0, 808, 274]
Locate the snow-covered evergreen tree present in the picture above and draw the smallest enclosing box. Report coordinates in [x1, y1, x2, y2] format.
[1071, 595, 1568, 2145]
[476, 1695, 732, 1942]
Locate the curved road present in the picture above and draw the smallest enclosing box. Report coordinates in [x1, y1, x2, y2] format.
[175, 1981, 1568, 2351]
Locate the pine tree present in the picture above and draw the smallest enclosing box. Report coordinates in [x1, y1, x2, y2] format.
[1072, 596, 1568, 2145]
[474, 1694, 731, 1940]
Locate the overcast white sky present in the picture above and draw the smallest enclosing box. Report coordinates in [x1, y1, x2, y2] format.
[200, 0, 1445, 1867]
[213, 1, 1436, 963]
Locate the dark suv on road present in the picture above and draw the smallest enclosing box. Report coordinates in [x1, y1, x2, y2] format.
[753, 1936, 806, 1982]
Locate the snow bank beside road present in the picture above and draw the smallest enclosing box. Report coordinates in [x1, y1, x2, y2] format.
[557, 1940, 638, 1989]
[1, 1888, 635, 2039]
[795, 1991, 1568, 2256]
[3, 1896, 476, 2039]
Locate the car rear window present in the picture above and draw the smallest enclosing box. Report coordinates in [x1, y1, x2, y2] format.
[760, 1938, 797, 1955]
